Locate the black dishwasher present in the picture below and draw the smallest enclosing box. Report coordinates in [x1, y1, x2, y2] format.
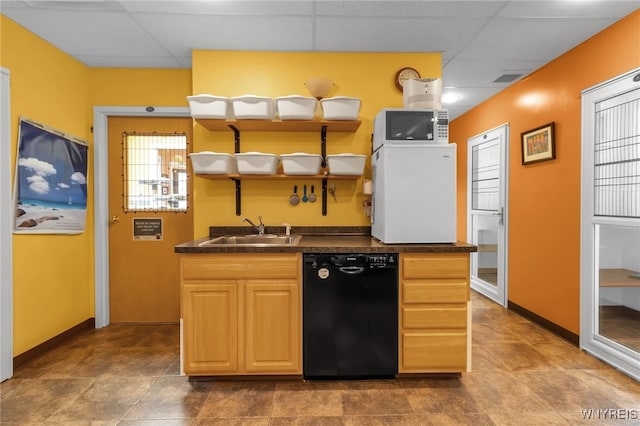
[303, 253, 398, 379]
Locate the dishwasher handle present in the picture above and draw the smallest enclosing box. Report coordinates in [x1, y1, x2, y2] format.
[338, 266, 367, 275]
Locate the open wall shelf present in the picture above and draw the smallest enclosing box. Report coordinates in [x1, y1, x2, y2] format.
[193, 118, 363, 216]
[196, 173, 359, 181]
[195, 119, 361, 132]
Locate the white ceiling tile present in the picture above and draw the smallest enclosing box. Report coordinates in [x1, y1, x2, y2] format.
[314, 16, 487, 52]
[498, 0, 640, 19]
[315, 1, 506, 18]
[456, 17, 621, 61]
[3, 9, 168, 56]
[0, 0, 31, 10]
[118, 0, 313, 15]
[75, 54, 185, 68]
[23, 1, 125, 11]
[443, 59, 545, 87]
[3, 0, 636, 118]
[134, 13, 314, 55]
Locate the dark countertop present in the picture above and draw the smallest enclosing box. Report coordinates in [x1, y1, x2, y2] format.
[174, 226, 477, 254]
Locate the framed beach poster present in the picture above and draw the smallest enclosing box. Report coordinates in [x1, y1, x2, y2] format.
[13, 118, 88, 234]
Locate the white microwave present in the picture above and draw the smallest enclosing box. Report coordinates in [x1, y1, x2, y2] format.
[372, 108, 449, 151]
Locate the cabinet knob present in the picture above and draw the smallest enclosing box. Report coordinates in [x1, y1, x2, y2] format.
[111, 215, 120, 224]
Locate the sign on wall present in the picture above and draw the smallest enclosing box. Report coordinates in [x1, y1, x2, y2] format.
[13, 117, 88, 234]
[133, 218, 163, 240]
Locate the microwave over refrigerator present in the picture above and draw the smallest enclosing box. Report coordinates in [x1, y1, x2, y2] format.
[371, 108, 456, 244]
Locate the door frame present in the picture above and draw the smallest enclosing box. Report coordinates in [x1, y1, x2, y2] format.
[93, 106, 190, 328]
[580, 68, 640, 381]
[466, 124, 510, 306]
[1, 67, 13, 381]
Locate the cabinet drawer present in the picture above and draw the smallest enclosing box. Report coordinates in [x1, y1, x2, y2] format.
[181, 253, 300, 280]
[402, 305, 467, 329]
[402, 254, 469, 279]
[400, 331, 467, 372]
[402, 281, 468, 303]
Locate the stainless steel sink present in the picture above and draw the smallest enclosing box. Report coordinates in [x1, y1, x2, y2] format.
[199, 234, 302, 247]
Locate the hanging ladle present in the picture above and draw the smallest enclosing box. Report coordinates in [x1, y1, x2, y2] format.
[302, 185, 309, 203]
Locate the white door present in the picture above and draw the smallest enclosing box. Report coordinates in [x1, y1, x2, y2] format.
[581, 68, 640, 380]
[467, 125, 509, 306]
[1, 67, 13, 381]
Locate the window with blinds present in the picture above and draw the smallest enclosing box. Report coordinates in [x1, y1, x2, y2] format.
[122, 132, 188, 213]
[594, 89, 640, 218]
[471, 140, 500, 211]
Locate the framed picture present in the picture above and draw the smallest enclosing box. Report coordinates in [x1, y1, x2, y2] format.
[521, 122, 555, 165]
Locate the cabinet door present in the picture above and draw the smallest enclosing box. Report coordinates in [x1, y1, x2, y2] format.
[244, 280, 301, 374]
[182, 282, 238, 375]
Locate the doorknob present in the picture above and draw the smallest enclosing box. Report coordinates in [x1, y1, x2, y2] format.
[492, 207, 504, 225]
[111, 215, 120, 224]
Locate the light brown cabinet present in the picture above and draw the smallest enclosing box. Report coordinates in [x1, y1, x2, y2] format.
[181, 253, 301, 376]
[399, 253, 470, 373]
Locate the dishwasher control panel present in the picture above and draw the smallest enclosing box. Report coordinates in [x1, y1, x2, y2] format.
[304, 253, 398, 270]
[366, 254, 398, 269]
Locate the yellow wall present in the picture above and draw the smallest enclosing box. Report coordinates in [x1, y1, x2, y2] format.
[89, 68, 191, 107]
[1, 16, 93, 355]
[1, 15, 193, 356]
[191, 50, 441, 236]
[2, 14, 440, 356]
[449, 10, 640, 334]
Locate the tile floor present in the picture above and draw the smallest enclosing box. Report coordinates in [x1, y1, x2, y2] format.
[600, 306, 640, 353]
[2, 291, 640, 425]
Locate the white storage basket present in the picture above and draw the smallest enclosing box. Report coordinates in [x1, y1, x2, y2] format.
[189, 152, 236, 174]
[320, 96, 361, 120]
[275, 95, 317, 120]
[231, 95, 276, 119]
[235, 152, 279, 175]
[186, 95, 232, 119]
[281, 153, 323, 175]
[326, 153, 366, 176]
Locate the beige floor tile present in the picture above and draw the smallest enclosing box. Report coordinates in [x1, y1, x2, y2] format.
[3, 291, 639, 425]
[272, 389, 344, 417]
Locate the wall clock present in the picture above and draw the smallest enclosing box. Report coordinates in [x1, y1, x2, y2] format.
[395, 67, 420, 91]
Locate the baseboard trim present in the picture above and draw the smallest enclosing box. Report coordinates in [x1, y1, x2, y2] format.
[508, 301, 579, 346]
[13, 318, 95, 370]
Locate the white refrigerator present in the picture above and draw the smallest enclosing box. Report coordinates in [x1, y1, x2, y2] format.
[371, 143, 457, 243]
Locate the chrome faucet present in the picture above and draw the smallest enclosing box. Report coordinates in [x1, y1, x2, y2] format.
[242, 216, 264, 235]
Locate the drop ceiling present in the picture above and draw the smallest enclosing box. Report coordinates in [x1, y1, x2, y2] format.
[2, 0, 638, 119]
